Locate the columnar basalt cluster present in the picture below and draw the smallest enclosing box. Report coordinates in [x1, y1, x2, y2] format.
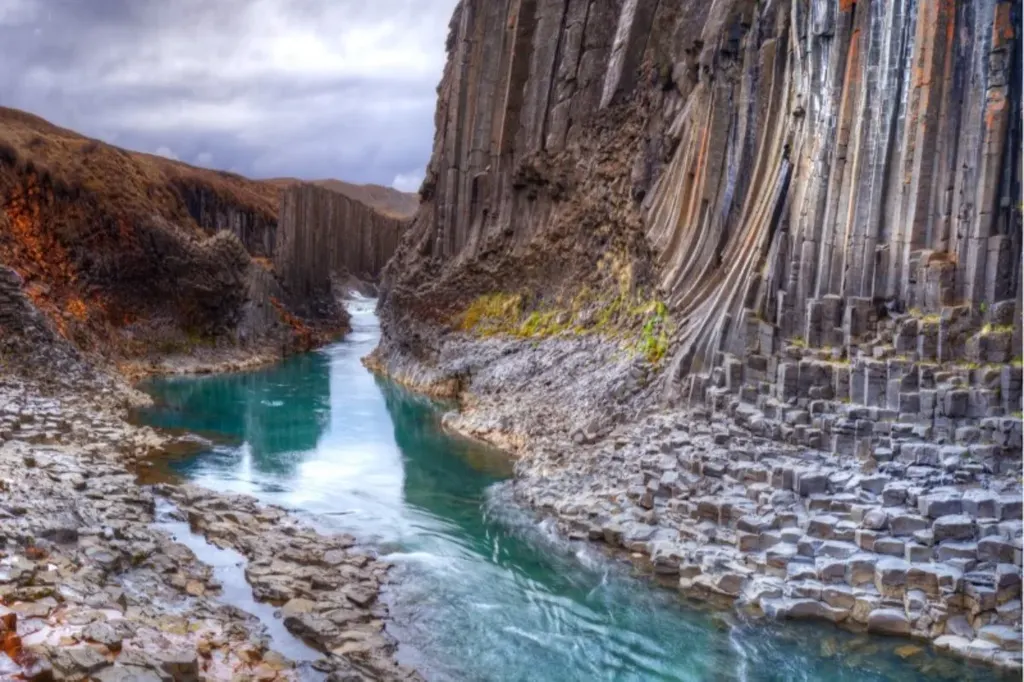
[384, 0, 1022, 399]
[644, 0, 1022, 410]
[511, 404, 1024, 669]
[374, 0, 1024, 666]
[275, 184, 408, 305]
[173, 177, 278, 259]
[380, 0, 1023, 445]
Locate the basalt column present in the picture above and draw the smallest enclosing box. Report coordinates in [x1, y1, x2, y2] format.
[379, 0, 1021, 420]
[274, 183, 408, 304]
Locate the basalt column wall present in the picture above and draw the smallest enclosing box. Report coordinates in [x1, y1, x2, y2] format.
[173, 178, 278, 259]
[644, 0, 1022, 398]
[274, 183, 407, 303]
[381, 0, 1021, 424]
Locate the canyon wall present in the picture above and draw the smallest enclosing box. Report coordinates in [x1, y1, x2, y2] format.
[371, 1, 1024, 656]
[0, 106, 417, 362]
[275, 183, 408, 306]
[173, 177, 278, 258]
[381, 0, 1022, 423]
[0, 108, 322, 359]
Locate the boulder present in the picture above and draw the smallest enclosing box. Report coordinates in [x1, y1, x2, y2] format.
[867, 608, 911, 636]
[933, 515, 975, 542]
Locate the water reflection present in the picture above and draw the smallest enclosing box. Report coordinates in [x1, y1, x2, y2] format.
[135, 300, 1014, 682]
[378, 377, 512, 517]
[136, 351, 331, 478]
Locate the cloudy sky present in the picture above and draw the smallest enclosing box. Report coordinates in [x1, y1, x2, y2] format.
[0, 0, 457, 191]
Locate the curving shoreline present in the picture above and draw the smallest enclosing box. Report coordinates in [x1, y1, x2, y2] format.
[366, 330, 1024, 675]
[0, 364, 419, 681]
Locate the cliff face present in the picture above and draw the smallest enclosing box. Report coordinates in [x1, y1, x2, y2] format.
[275, 183, 408, 310]
[381, 0, 1022, 410]
[642, 0, 1022, 395]
[173, 177, 278, 258]
[0, 106, 419, 365]
[0, 108, 319, 361]
[369, 1, 1024, 659]
[269, 178, 420, 220]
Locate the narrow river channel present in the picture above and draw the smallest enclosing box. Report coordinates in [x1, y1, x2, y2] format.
[135, 296, 1007, 682]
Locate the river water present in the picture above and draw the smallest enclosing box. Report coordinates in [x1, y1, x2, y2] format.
[135, 296, 1008, 682]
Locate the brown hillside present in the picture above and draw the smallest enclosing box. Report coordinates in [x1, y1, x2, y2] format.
[0, 107, 279, 224]
[0, 107, 314, 359]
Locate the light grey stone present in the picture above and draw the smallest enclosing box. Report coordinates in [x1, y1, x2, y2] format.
[867, 608, 911, 635]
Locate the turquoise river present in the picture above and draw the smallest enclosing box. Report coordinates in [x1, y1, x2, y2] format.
[135, 296, 1009, 682]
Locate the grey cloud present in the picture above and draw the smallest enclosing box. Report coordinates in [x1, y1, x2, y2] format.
[0, 0, 456, 188]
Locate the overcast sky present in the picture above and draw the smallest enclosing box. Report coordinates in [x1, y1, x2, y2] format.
[0, 0, 457, 191]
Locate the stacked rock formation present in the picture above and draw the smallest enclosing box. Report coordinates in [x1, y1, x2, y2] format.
[509, 403, 1024, 668]
[381, 0, 1022, 448]
[174, 177, 278, 258]
[384, 0, 1021, 388]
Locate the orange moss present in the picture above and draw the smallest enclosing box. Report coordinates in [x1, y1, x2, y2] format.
[270, 296, 317, 350]
[252, 256, 274, 271]
[66, 296, 88, 321]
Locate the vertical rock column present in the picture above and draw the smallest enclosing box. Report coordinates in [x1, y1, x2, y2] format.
[641, 0, 1021, 391]
[274, 184, 407, 303]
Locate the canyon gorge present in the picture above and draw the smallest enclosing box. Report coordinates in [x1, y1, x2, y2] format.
[370, 0, 1024, 673]
[0, 0, 1021, 680]
[0, 106, 414, 374]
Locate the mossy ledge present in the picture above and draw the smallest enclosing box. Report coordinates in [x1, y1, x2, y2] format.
[455, 287, 672, 365]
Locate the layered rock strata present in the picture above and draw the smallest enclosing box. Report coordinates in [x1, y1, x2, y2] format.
[373, 0, 1024, 667]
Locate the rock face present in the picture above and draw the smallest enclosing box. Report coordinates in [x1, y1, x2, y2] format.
[0, 108, 308, 360]
[0, 264, 77, 363]
[275, 183, 408, 306]
[644, 0, 1023, 401]
[270, 178, 420, 221]
[0, 107, 413, 365]
[371, 0, 1024, 668]
[382, 0, 1021, 372]
[173, 177, 278, 258]
[379, 0, 1022, 430]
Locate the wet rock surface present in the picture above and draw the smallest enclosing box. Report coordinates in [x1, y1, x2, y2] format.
[370, 329, 1024, 674]
[0, 372, 419, 681]
[162, 485, 416, 680]
[511, 400, 1022, 670]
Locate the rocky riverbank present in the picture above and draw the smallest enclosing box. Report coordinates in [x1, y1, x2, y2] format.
[0, 366, 419, 681]
[367, 330, 1024, 675]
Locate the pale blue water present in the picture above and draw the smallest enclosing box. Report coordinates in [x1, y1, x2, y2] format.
[135, 296, 1009, 682]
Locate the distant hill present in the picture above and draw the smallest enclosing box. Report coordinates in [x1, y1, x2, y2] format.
[267, 177, 419, 220]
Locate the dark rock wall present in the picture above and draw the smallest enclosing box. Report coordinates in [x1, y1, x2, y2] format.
[275, 183, 407, 303]
[382, 0, 1022, 408]
[0, 265, 73, 359]
[173, 178, 278, 258]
